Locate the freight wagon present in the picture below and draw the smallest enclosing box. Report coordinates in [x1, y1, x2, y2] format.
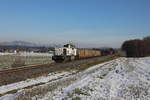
[78, 49, 101, 59]
[52, 44, 101, 63]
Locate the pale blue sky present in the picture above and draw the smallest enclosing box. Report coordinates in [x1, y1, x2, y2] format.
[0, 0, 150, 48]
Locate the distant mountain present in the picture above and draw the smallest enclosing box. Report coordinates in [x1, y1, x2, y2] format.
[0, 41, 38, 47]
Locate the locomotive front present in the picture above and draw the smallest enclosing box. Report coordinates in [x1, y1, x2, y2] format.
[52, 44, 77, 62]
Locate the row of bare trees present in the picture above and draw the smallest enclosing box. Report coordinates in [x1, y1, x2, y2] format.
[122, 36, 150, 57]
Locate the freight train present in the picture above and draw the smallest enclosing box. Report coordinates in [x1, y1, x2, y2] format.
[52, 44, 101, 63]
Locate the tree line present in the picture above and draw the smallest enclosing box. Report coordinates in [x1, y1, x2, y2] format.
[122, 36, 150, 57]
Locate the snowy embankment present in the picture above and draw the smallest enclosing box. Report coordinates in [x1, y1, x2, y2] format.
[0, 57, 150, 100]
[39, 57, 150, 100]
[0, 71, 75, 95]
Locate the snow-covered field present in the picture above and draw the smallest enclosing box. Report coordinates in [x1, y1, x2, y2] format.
[0, 57, 150, 100]
[0, 52, 53, 56]
[0, 53, 15, 56]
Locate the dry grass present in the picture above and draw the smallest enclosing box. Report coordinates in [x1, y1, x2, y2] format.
[0, 55, 53, 69]
[11, 56, 25, 68]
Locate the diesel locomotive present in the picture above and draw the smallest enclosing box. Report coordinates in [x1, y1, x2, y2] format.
[52, 44, 101, 62]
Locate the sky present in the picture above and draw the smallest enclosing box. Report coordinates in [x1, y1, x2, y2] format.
[0, 0, 150, 48]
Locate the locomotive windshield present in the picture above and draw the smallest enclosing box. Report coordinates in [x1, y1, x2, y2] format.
[63, 48, 67, 55]
[64, 44, 75, 48]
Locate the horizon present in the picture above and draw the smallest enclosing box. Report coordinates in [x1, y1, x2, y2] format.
[0, 0, 150, 48]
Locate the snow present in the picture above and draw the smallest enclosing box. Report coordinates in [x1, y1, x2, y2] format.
[0, 57, 150, 100]
[0, 52, 53, 56]
[0, 53, 14, 56]
[18, 52, 53, 57]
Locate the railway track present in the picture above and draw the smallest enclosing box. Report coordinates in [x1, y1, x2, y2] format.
[0, 58, 88, 75]
[0, 63, 57, 74]
[0, 55, 117, 86]
[0, 56, 111, 75]
[0, 57, 89, 75]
